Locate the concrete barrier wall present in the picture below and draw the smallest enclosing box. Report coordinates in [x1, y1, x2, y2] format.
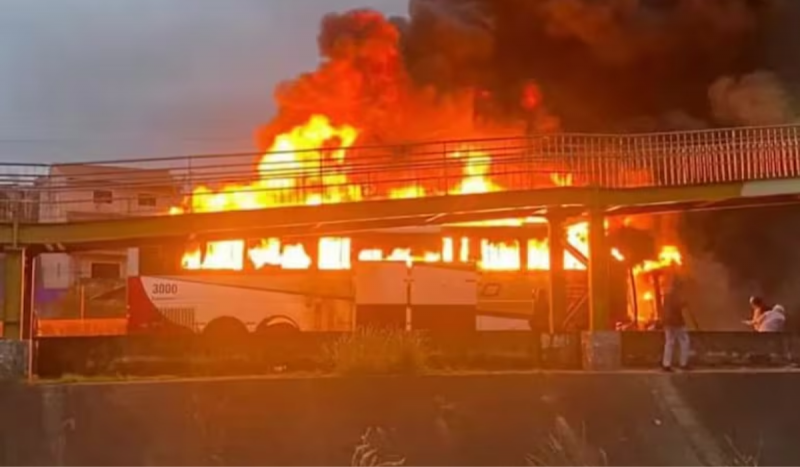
[29, 331, 800, 379]
[622, 331, 800, 367]
[33, 332, 583, 378]
[2, 372, 800, 466]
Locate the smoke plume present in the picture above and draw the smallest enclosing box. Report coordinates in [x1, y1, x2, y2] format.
[263, 0, 798, 143]
[683, 254, 749, 331]
[395, 0, 790, 130]
[260, 0, 800, 309]
[260, 9, 519, 148]
[709, 70, 795, 126]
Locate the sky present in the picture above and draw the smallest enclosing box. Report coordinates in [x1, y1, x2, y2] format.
[0, 0, 407, 163]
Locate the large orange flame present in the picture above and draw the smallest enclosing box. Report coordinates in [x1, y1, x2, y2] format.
[170, 115, 682, 325]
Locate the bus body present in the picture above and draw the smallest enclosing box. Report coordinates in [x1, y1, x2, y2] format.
[127, 269, 354, 334]
[127, 263, 626, 334]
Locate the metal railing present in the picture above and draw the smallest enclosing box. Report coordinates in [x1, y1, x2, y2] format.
[0, 124, 798, 222]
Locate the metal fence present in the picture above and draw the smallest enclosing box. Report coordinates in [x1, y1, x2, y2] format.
[1, 124, 799, 221]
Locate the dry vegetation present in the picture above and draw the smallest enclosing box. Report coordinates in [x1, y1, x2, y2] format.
[726, 436, 762, 467]
[351, 427, 406, 466]
[325, 328, 430, 376]
[525, 416, 607, 466]
[349, 416, 609, 466]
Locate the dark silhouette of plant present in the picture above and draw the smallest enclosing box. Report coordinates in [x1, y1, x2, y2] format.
[351, 426, 406, 466]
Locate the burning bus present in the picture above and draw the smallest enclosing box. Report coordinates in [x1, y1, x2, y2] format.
[125, 115, 682, 335]
[127, 238, 616, 335]
[127, 224, 678, 336]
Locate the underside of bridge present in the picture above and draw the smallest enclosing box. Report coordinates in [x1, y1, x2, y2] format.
[0, 183, 753, 250]
[3, 179, 800, 340]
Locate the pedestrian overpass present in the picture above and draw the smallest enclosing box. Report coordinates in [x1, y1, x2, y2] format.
[2, 124, 800, 339]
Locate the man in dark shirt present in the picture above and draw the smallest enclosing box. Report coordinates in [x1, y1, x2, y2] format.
[661, 276, 690, 371]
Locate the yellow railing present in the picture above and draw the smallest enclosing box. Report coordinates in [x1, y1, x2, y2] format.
[0, 124, 797, 221]
[0, 318, 127, 338]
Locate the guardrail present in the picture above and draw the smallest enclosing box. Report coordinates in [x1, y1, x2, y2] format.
[0, 124, 798, 221]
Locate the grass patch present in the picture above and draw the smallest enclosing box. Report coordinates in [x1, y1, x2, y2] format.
[326, 328, 430, 376]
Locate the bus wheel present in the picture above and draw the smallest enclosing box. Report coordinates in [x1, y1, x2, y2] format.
[202, 316, 248, 344]
[255, 317, 300, 337]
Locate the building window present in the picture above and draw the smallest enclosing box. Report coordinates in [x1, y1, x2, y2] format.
[137, 194, 157, 207]
[90, 262, 121, 279]
[92, 189, 113, 204]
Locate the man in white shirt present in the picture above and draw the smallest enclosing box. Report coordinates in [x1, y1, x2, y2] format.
[746, 304, 786, 332]
[757, 304, 786, 332]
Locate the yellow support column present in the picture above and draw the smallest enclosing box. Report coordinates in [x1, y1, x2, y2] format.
[587, 209, 609, 331]
[582, 208, 621, 370]
[3, 248, 32, 340]
[1, 248, 32, 379]
[547, 213, 567, 334]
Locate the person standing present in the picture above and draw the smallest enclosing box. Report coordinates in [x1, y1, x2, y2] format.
[661, 277, 690, 372]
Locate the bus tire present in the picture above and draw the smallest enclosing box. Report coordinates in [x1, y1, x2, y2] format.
[255, 316, 300, 336]
[202, 316, 249, 341]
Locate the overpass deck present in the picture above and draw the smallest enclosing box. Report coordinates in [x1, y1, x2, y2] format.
[1, 124, 799, 250]
[6, 182, 796, 251]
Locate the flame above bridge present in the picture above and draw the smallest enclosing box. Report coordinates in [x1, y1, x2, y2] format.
[168, 115, 690, 275]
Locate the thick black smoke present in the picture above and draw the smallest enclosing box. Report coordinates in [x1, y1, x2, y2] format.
[391, 0, 800, 305]
[394, 0, 796, 130]
[266, 1, 800, 305]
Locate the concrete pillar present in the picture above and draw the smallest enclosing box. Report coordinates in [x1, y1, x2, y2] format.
[0, 340, 29, 380]
[587, 209, 610, 331]
[547, 213, 567, 334]
[581, 331, 621, 370]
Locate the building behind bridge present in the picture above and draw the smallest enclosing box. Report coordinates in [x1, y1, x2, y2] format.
[0, 163, 182, 319]
[0, 184, 40, 223]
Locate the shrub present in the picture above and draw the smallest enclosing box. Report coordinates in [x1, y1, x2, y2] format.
[326, 328, 429, 376]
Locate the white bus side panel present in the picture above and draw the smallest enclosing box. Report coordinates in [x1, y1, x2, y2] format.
[353, 263, 408, 305]
[139, 276, 314, 331]
[410, 264, 477, 306]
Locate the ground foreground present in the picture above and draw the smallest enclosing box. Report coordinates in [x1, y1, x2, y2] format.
[0, 371, 797, 466]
